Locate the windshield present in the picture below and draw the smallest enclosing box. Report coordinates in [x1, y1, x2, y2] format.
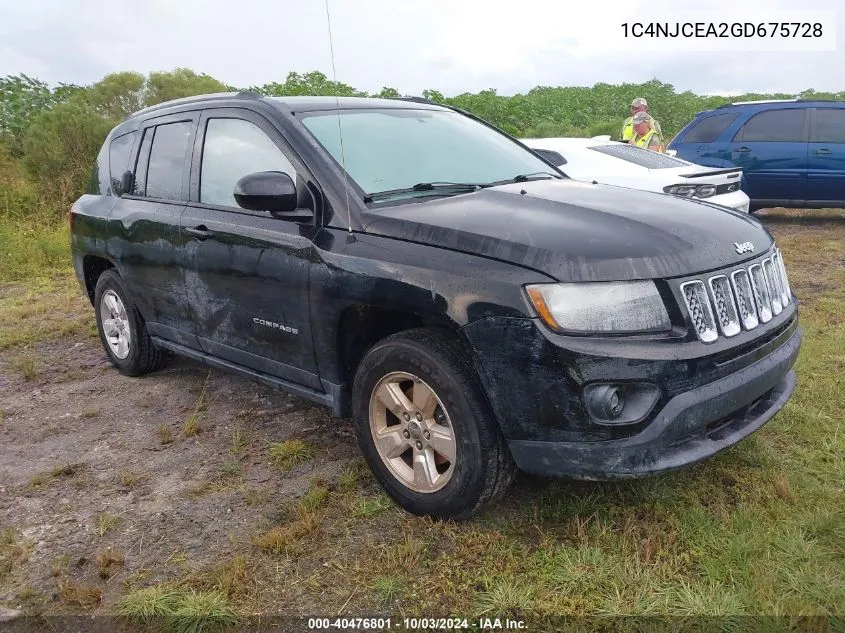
[588, 144, 691, 169]
[299, 108, 561, 200]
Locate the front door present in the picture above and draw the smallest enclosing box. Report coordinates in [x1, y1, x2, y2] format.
[726, 108, 809, 204]
[807, 108, 845, 205]
[181, 108, 321, 389]
[108, 112, 199, 348]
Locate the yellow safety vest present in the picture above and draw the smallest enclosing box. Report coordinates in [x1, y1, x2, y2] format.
[621, 117, 634, 141]
[634, 129, 658, 149]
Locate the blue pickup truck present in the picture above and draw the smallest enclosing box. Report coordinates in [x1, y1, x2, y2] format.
[668, 100, 845, 213]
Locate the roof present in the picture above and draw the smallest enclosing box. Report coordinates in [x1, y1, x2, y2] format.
[123, 92, 448, 121]
[716, 98, 845, 110]
[269, 96, 448, 112]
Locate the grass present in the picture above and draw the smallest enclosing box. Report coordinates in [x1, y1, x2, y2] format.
[0, 217, 73, 283]
[230, 426, 246, 455]
[0, 529, 32, 580]
[116, 470, 140, 488]
[299, 484, 329, 512]
[117, 586, 238, 632]
[157, 424, 175, 445]
[58, 580, 102, 608]
[183, 371, 215, 437]
[94, 513, 121, 537]
[253, 505, 321, 556]
[29, 462, 88, 488]
[0, 269, 95, 352]
[4, 351, 42, 379]
[267, 438, 315, 470]
[371, 576, 406, 603]
[350, 493, 392, 518]
[220, 458, 243, 479]
[97, 548, 125, 579]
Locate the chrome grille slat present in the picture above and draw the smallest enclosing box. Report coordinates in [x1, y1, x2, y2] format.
[749, 263, 773, 324]
[763, 258, 783, 316]
[773, 250, 791, 305]
[680, 280, 718, 343]
[708, 275, 740, 337]
[730, 269, 759, 330]
[678, 247, 792, 343]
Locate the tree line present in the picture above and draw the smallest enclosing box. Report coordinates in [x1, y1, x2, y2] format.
[1, 67, 843, 222]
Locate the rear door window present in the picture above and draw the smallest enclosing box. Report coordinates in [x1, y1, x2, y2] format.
[733, 109, 807, 142]
[145, 121, 194, 200]
[812, 109, 845, 144]
[681, 113, 739, 143]
[132, 128, 153, 196]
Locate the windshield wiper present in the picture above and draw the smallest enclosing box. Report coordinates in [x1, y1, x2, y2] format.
[364, 182, 482, 203]
[480, 171, 562, 187]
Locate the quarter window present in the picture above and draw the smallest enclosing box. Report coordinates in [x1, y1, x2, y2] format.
[145, 121, 194, 200]
[733, 109, 806, 143]
[200, 118, 296, 208]
[109, 132, 136, 195]
[812, 109, 845, 144]
[682, 113, 739, 143]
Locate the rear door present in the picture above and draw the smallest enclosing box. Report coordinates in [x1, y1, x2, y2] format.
[807, 107, 845, 205]
[181, 107, 322, 389]
[727, 108, 809, 204]
[108, 112, 199, 347]
[673, 112, 741, 167]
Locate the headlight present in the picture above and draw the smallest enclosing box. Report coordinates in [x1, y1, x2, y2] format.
[663, 184, 718, 198]
[525, 281, 671, 334]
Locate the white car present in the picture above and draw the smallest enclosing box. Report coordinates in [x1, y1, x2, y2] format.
[521, 136, 751, 213]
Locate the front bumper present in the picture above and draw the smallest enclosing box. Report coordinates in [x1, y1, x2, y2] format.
[508, 324, 800, 479]
[462, 300, 801, 480]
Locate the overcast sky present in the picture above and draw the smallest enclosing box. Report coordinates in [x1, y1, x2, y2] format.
[1, 0, 842, 97]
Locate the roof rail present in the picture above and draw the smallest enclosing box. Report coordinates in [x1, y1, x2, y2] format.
[123, 91, 263, 121]
[385, 96, 446, 106]
[717, 98, 799, 108]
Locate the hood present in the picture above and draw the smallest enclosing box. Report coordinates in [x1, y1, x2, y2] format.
[360, 179, 772, 282]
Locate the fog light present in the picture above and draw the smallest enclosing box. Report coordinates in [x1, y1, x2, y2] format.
[587, 384, 625, 419]
[583, 382, 661, 426]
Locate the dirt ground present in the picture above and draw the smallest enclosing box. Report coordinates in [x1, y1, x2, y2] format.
[0, 333, 364, 614]
[1, 207, 843, 625]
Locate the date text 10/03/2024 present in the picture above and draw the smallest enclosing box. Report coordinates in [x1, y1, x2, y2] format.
[307, 617, 526, 630]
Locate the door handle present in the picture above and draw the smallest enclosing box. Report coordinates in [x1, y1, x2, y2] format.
[185, 226, 215, 240]
[813, 148, 832, 155]
[734, 147, 751, 153]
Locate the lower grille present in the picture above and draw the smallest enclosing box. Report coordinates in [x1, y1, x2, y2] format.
[680, 248, 793, 343]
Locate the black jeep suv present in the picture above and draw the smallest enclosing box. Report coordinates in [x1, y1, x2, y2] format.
[71, 93, 802, 519]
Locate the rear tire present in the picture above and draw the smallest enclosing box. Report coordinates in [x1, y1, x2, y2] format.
[93, 269, 164, 377]
[352, 328, 515, 520]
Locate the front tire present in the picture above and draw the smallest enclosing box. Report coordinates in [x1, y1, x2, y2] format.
[352, 328, 515, 520]
[93, 269, 163, 376]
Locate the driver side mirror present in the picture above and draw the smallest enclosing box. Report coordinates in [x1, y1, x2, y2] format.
[233, 171, 313, 221]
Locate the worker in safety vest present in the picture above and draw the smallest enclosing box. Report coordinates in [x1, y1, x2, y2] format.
[621, 97, 662, 142]
[629, 112, 665, 152]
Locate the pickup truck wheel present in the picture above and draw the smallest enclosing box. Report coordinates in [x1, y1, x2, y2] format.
[352, 328, 515, 520]
[93, 269, 163, 376]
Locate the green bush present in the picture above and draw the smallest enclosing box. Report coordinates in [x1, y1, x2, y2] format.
[22, 101, 111, 210]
